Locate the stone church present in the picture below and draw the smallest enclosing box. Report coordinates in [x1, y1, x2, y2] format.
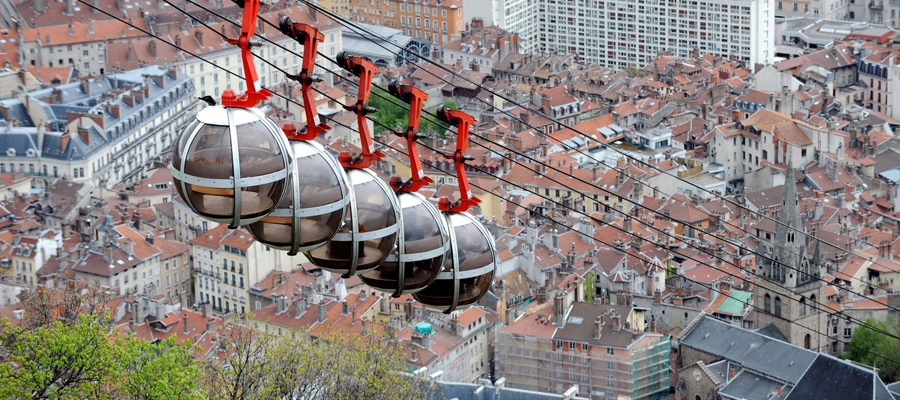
[753, 166, 829, 351]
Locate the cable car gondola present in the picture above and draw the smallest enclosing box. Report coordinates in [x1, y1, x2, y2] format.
[413, 107, 497, 313]
[360, 82, 450, 296]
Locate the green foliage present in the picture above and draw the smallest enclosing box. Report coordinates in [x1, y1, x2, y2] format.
[0, 315, 204, 400]
[369, 87, 450, 136]
[843, 317, 900, 383]
[202, 314, 439, 400]
[583, 270, 597, 302]
[114, 336, 205, 400]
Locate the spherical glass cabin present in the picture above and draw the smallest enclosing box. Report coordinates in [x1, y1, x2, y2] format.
[360, 192, 450, 296]
[413, 212, 497, 313]
[305, 168, 401, 278]
[172, 106, 291, 227]
[246, 141, 350, 255]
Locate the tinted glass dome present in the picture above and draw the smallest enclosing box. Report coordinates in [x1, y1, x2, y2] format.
[414, 212, 496, 313]
[360, 192, 449, 296]
[172, 106, 291, 227]
[305, 168, 400, 278]
[247, 141, 350, 255]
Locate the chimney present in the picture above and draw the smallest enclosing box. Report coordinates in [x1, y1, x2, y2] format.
[92, 0, 98, 12]
[182, 313, 189, 335]
[88, 20, 94, 35]
[194, 29, 204, 46]
[202, 302, 212, 317]
[342, 300, 349, 315]
[611, 312, 621, 330]
[553, 292, 566, 328]
[65, 0, 73, 16]
[308, 5, 318, 21]
[275, 294, 286, 314]
[174, 34, 182, 48]
[317, 300, 327, 323]
[594, 316, 603, 339]
[148, 40, 157, 57]
[380, 294, 389, 314]
[68, 23, 74, 36]
[34, 0, 47, 12]
[335, 279, 347, 301]
[206, 318, 216, 333]
[123, 239, 134, 256]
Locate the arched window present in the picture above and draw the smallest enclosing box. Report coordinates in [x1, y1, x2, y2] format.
[800, 297, 806, 316]
[775, 297, 783, 317]
[764, 293, 772, 313]
[809, 294, 816, 311]
[804, 334, 811, 349]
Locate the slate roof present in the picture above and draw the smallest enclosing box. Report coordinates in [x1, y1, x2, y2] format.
[680, 315, 817, 384]
[754, 323, 789, 342]
[719, 369, 788, 400]
[786, 354, 894, 400]
[0, 66, 190, 162]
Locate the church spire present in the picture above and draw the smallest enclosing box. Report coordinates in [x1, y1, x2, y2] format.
[772, 163, 807, 285]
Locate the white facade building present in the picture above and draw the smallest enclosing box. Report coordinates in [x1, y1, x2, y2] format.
[499, 0, 774, 69]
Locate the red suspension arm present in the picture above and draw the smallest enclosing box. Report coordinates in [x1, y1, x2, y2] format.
[279, 17, 331, 140]
[336, 51, 384, 169]
[221, 0, 272, 108]
[435, 106, 481, 213]
[387, 80, 433, 193]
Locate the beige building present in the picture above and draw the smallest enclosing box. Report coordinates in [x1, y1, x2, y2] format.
[21, 19, 148, 75]
[191, 224, 302, 315]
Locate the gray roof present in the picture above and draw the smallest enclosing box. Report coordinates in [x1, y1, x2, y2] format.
[887, 381, 900, 398]
[785, 354, 894, 400]
[719, 370, 788, 400]
[879, 168, 900, 184]
[875, 149, 900, 174]
[0, 66, 191, 162]
[754, 323, 789, 342]
[435, 381, 589, 400]
[680, 316, 817, 384]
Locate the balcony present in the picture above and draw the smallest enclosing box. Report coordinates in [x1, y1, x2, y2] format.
[870, 1, 884, 9]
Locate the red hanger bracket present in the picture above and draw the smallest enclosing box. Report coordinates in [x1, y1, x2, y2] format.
[387, 80, 433, 193]
[435, 106, 480, 213]
[221, 0, 272, 108]
[336, 51, 384, 168]
[280, 17, 331, 140]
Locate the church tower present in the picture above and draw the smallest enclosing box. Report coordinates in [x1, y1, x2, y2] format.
[754, 165, 827, 351]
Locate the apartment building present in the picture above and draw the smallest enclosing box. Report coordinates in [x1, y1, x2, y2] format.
[713, 110, 844, 183]
[497, 296, 670, 399]
[442, 23, 519, 74]
[20, 19, 148, 75]
[318, 0, 353, 18]
[858, 47, 900, 118]
[501, 0, 774, 69]
[351, 0, 464, 46]
[0, 66, 194, 186]
[69, 225, 186, 298]
[191, 225, 301, 315]
[774, 0, 849, 20]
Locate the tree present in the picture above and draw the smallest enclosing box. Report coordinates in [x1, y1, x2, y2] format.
[0, 315, 118, 400]
[201, 315, 439, 400]
[113, 336, 205, 400]
[583, 270, 597, 302]
[843, 317, 900, 383]
[0, 285, 205, 400]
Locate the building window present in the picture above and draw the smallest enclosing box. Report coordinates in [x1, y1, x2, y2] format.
[764, 293, 771, 313]
[800, 297, 806, 316]
[804, 334, 811, 349]
[775, 296, 782, 317]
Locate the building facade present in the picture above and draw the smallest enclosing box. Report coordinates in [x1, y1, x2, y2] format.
[0, 66, 194, 186]
[500, 0, 774, 69]
[191, 225, 301, 315]
[351, 0, 464, 47]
